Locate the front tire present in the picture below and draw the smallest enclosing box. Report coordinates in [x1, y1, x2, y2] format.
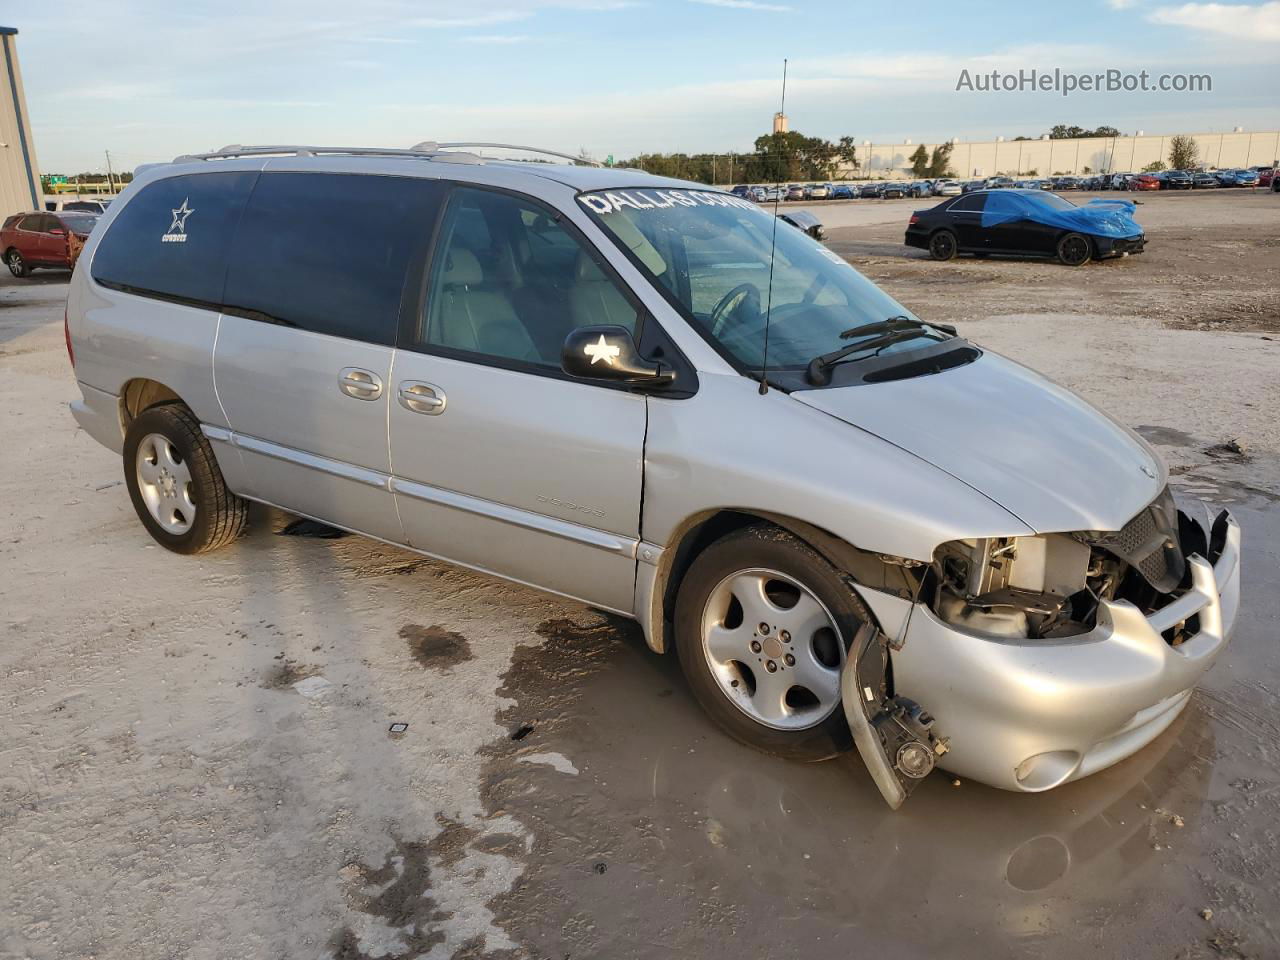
[674, 524, 872, 762]
[1057, 232, 1092, 266]
[6, 249, 30, 278]
[929, 229, 958, 261]
[123, 404, 248, 554]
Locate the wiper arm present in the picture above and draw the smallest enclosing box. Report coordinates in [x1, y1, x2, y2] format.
[838, 316, 957, 340]
[806, 329, 937, 385]
[837, 316, 926, 339]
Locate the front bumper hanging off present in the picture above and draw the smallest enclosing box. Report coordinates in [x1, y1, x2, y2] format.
[845, 509, 1241, 809]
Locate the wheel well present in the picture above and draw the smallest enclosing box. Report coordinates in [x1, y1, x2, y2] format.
[652, 509, 918, 654]
[118, 379, 184, 434]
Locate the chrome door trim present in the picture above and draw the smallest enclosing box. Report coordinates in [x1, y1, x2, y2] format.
[226, 430, 391, 490]
[232, 491, 638, 618]
[390, 476, 638, 556]
[198, 423, 636, 557]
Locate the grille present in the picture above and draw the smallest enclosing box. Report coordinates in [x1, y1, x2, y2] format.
[1115, 508, 1170, 584]
[1089, 486, 1185, 593]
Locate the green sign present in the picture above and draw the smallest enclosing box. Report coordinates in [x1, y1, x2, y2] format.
[605, 155, 614, 167]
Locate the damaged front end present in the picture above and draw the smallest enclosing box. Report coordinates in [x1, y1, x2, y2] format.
[844, 487, 1240, 809]
[928, 487, 1229, 646]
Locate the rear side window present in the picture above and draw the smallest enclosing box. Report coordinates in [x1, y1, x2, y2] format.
[91, 172, 257, 306]
[949, 194, 986, 212]
[223, 172, 443, 345]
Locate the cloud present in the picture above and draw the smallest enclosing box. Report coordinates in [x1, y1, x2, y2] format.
[408, 11, 531, 27]
[460, 33, 530, 43]
[690, 0, 792, 10]
[1146, 1, 1280, 40]
[1106, 0, 1138, 8]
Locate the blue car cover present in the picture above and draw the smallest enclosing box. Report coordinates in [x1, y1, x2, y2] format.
[980, 190, 1141, 239]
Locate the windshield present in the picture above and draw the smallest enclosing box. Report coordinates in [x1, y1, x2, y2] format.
[579, 188, 942, 372]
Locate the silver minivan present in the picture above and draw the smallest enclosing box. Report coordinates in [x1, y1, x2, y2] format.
[66, 144, 1240, 808]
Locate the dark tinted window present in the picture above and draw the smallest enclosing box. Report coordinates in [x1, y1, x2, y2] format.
[91, 172, 258, 306]
[224, 173, 443, 345]
[17, 215, 43, 231]
[419, 187, 639, 368]
[950, 194, 987, 212]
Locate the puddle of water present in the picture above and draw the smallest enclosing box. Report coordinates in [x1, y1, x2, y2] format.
[478, 504, 1280, 958]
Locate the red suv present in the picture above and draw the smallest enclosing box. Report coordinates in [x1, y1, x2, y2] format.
[2, 211, 100, 278]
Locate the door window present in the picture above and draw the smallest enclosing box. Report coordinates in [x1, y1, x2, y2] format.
[224, 172, 444, 346]
[417, 187, 639, 368]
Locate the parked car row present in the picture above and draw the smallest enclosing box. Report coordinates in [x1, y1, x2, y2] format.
[729, 166, 1274, 203]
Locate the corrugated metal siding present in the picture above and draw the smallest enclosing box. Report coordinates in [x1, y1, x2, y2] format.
[0, 30, 41, 220]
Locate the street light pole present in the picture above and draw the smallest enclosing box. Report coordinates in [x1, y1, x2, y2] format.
[104, 149, 116, 195]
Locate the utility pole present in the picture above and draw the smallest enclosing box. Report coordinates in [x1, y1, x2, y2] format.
[105, 149, 116, 195]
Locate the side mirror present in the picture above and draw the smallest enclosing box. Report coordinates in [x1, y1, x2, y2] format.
[561, 325, 674, 386]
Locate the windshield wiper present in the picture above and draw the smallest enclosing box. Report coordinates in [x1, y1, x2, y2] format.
[837, 316, 926, 339]
[807, 318, 957, 386]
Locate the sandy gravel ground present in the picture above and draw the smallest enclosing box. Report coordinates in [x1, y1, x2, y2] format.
[2, 188, 1278, 960]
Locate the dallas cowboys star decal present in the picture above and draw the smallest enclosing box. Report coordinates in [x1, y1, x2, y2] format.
[169, 198, 195, 235]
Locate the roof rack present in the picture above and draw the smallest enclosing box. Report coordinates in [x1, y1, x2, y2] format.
[172, 142, 601, 167]
[421, 142, 602, 167]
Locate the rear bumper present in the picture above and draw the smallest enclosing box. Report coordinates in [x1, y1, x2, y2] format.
[69, 381, 123, 454]
[884, 511, 1240, 792]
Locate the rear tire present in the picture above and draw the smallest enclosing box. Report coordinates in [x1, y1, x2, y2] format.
[6, 249, 30, 278]
[123, 404, 248, 554]
[1057, 232, 1092, 267]
[674, 524, 872, 762]
[929, 229, 958, 261]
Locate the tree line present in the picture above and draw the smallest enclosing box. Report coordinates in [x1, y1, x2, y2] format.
[621, 131, 860, 184]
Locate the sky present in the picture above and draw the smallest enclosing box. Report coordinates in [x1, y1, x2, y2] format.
[10, 0, 1280, 175]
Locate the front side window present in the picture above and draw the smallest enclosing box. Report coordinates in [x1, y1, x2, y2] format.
[580, 188, 943, 373]
[418, 187, 639, 368]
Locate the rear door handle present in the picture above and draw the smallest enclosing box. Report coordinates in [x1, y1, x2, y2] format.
[398, 381, 447, 415]
[338, 367, 383, 401]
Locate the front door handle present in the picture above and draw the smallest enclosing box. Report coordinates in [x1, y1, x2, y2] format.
[398, 381, 447, 415]
[338, 367, 384, 400]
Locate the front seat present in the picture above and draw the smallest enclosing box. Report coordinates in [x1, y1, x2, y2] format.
[432, 247, 538, 363]
[568, 251, 637, 332]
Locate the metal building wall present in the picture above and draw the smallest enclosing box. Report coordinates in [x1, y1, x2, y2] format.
[0, 27, 41, 220]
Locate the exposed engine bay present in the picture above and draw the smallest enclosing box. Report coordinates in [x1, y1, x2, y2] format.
[924, 487, 1227, 645]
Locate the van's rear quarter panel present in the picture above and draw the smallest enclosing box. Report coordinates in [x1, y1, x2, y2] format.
[74, 286, 227, 431]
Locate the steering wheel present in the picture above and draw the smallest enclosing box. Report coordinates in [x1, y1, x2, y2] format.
[709, 283, 762, 338]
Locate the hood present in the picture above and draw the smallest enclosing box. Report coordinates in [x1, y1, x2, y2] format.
[792, 351, 1164, 534]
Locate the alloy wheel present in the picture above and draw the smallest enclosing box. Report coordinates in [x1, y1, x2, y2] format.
[699, 568, 845, 731]
[135, 432, 196, 534]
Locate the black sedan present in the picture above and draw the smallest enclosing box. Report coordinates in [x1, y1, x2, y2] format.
[904, 189, 1146, 266]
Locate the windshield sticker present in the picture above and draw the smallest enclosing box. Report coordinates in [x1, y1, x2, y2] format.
[162, 198, 194, 243]
[578, 190, 759, 216]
